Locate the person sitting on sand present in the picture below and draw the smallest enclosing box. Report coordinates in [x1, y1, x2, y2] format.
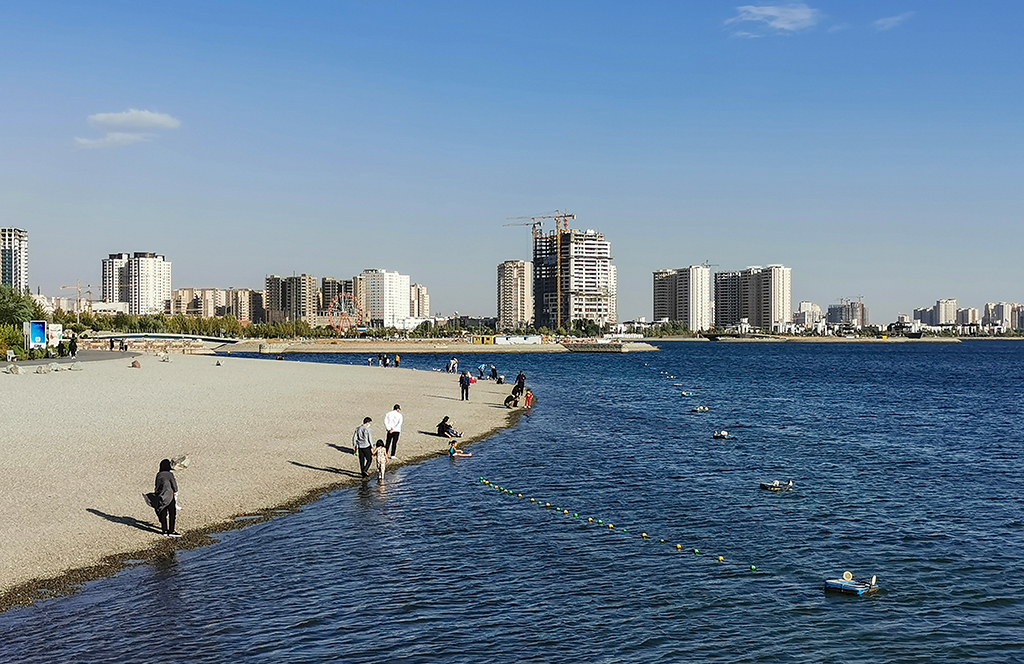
[448, 442, 472, 458]
[437, 416, 462, 439]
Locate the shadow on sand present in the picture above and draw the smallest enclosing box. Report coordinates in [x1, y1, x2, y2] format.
[86, 508, 163, 534]
[288, 460, 361, 478]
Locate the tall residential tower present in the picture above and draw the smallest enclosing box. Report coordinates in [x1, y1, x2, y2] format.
[651, 265, 712, 331]
[1, 228, 29, 293]
[497, 260, 533, 330]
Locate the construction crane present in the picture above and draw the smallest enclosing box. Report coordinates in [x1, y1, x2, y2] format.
[504, 210, 576, 238]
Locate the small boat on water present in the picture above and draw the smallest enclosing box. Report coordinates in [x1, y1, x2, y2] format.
[824, 572, 879, 595]
[759, 479, 793, 491]
[691, 405, 709, 413]
[712, 430, 735, 440]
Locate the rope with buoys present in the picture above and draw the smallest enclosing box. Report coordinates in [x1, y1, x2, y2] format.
[478, 477, 759, 573]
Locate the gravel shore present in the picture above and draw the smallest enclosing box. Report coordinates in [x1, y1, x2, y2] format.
[0, 353, 516, 610]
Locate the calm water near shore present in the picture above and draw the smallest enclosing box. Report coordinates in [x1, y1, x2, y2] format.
[3, 341, 1023, 662]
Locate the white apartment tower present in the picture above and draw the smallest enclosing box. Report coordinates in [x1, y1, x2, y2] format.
[651, 265, 712, 331]
[410, 283, 430, 318]
[497, 260, 533, 330]
[102, 252, 172, 315]
[935, 298, 958, 325]
[1, 228, 29, 293]
[361, 269, 411, 328]
[533, 228, 617, 329]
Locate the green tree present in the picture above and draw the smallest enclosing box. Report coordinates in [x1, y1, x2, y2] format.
[0, 285, 36, 325]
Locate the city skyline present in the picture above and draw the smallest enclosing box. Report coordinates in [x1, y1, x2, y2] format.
[3, 2, 1023, 321]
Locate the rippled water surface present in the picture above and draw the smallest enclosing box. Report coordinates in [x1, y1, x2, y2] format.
[3, 341, 1023, 662]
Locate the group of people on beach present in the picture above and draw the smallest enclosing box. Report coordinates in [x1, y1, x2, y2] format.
[368, 353, 400, 368]
[352, 404, 404, 480]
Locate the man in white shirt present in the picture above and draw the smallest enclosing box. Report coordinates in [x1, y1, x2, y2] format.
[383, 404, 403, 457]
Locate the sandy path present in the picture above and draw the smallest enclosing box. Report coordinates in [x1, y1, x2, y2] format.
[0, 354, 514, 606]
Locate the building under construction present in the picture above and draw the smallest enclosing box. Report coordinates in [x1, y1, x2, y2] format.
[528, 213, 617, 330]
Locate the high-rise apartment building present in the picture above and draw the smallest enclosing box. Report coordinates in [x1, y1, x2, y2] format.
[651, 265, 712, 331]
[497, 260, 533, 330]
[360, 269, 411, 328]
[320, 277, 354, 313]
[1, 228, 29, 293]
[713, 264, 792, 332]
[102, 253, 130, 303]
[264, 274, 318, 325]
[826, 298, 869, 329]
[935, 298, 958, 325]
[102, 252, 171, 315]
[956, 307, 980, 326]
[533, 228, 616, 330]
[410, 283, 430, 318]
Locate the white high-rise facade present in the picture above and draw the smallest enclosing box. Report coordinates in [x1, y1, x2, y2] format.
[1, 228, 29, 293]
[497, 260, 533, 330]
[103, 252, 172, 315]
[651, 265, 712, 331]
[935, 298, 958, 325]
[361, 269, 411, 328]
[127, 253, 172, 315]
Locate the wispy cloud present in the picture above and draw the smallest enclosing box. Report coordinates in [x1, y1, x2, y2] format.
[873, 12, 914, 31]
[74, 132, 154, 149]
[75, 108, 180, 149]
[725, 3, 823, 36]
[827, 23, 851, 33]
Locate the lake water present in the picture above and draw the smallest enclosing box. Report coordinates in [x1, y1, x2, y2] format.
[3, 341, 1023, 663]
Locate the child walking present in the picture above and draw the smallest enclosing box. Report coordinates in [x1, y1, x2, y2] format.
[374, 439, 389, 480]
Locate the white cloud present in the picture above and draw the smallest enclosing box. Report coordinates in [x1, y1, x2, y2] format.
[873, 12, 914, 31]
[74, 132, 153, 149]
[725, 3, 823, 35]
[88, 109, 181, 130]
[828, 23, 851, 33]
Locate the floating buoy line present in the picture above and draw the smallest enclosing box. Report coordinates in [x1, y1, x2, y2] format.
[478, 477, 758, 573]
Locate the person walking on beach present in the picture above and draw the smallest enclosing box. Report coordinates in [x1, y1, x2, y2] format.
[69, 335, 78, 359]
[384, 404, 403, 457]
[459, 371, 471, 401]
[394, 354, 400, 368]
[153, 459, 181, 537]
[352, 417, 374, 478]
[374, 440, 389, 481]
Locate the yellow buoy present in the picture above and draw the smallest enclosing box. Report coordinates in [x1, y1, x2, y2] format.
[676, 544, 682, 550]
[608, 524, 614, 529]
[641, 533, 648, 538]
[587, 517, 593, 522]
[718, 556, 724, 562]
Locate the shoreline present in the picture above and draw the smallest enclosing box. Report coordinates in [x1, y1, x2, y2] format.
[0, 353, 522, 612]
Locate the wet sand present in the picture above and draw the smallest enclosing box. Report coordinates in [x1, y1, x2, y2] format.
[0, 353, 516, 610]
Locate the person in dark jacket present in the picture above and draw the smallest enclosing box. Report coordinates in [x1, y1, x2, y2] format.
[154, 459, 181, 537]
[459, 371, 471, 401]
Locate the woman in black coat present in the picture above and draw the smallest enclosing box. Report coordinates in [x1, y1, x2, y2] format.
[154, 459, 181, 537]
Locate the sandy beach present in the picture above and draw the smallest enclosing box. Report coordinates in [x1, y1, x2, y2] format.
[0, 353, 517, 610]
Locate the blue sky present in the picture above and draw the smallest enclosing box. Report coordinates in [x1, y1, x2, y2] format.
[2, 1, 1021, 322]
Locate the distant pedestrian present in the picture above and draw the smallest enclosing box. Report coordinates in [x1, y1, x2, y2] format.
[367, 357, 373, 366]
[394, 354, 400, 368]
[384, 404, 403, 457]
[490, 365, 497, 381]
[69, 336, 78, 359]
[352, 417, 374, 478]
[459, 371, 471, 401]
[451, 357, 459, 374]
[153, 459, 181, 537]
[478, 363, 487, 379]
[524, 389, 534, 409]
[374, 440, 389, 481]
[109, 338, 115, 352]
